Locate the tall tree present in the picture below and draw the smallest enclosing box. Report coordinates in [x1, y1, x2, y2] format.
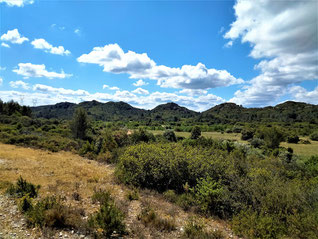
[71, 107, 89, 139]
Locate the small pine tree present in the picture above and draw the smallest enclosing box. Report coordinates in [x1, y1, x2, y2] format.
[163, 130, 177, 142]
[190, 126, 201, 139]
[71, 108, 89, 139]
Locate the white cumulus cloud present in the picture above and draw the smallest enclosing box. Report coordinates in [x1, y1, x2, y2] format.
[102, 85, 120, 91]
[225, 0, 318, 106]
[1, 29, 29, 44]
[9, 80, 30, 89]
[31, 38, 71, 56]
[289, 86, 318, 105]
[77, 43, 243, 90]
[132, 88, 149, 95]
[1, 42, 10, 48]
[33, 84, 89, 96]
[133, 79, 148, 87]
[13, 63, 72, 79]
[0, 0, 34, 7]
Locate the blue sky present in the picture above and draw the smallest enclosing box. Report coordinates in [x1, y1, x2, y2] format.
[0, 0, 317, 111]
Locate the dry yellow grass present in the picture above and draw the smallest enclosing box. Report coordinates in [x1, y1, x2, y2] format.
[0, 143, 239, 239]
[150, 130, 243, 141]
[0, 143, 122, 201]
[281, 139, 318, 157]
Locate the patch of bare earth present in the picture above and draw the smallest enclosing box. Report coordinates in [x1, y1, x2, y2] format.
[0, 143, 239, 238]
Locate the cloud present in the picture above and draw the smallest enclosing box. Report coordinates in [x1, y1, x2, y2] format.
[9, 80, 30, 89]
[0, 77, 3, 86]
[0, 0, 34, 7]
[133, 79, 148, 87]
[74, 29, 80, 35]
[13, 63, 72, 79]
[289, 86, 318, 105]
[1, 83, 225, 111]
[179, 89, 208, 96]
[77, 43, 243, 90]
[225, 0, 318, 106]
[33, 84, 89, 96]
[132, 88, 149, 95]
[224, 41, 233, 48]
[102, 85, 120, 91]
[1, 42, 10, 48]
[1, 29, 29, 44]
[0, 66, 6, 71]
[31, 38, 71, 56]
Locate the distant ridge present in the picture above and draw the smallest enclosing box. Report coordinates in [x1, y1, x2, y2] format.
[31, 100, 318, 123]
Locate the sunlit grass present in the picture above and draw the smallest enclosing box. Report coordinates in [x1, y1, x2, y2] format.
[151, 130, 318, 157]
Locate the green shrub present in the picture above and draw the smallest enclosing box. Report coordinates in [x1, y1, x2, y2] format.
[191, 176, 223, 214]
[310, 131, 318, 141]
[6, 176, 40, 198]
[190, 126, 201, 139]
[18, 195, 33, 213]
[130, 128, 155, 144]
[250, 138, 264, 148]
[88, 190, 126, 237]
[241, 128, 254, 141]
[163, 130, 177, 142]
[287, 135, 300, 143]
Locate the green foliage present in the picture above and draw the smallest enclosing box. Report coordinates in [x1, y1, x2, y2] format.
[241, 128, 254, 140]
[117, 141, 318, 238]
[130, 128, 156, 144]
[18, 195, 33, 213]
[310, 131, 318, 141]
[190, 126, 201, 139]
[257, 127, 284, 149]
[163, 129, 177, 142]
[70, 107, 89, 139]
[250, 138, 264, 148]
[6, 176, 40, 198]
[0, 99, 32, 117]
[88, 190, 126, 237]
[287, 134, 300, 143]
[191, 176, 223, 214]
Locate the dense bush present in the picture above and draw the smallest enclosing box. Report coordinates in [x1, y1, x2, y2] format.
[310, 131, 318, 141]
[241, 128, 254, 140]
[116, 142, 318, 238]
[190, 126, 201, 139]
[287, 134, 300, 143]
[163, 130, 177, 142]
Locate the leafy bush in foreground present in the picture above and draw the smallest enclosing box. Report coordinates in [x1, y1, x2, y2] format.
[88, 190, 126, 237]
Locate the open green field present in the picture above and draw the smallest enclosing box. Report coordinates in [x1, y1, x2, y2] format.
[150, 130, 318, 157]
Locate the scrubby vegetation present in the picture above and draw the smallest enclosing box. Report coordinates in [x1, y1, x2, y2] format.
[1, 99, 318, 238]
[116, 142, 318, 238]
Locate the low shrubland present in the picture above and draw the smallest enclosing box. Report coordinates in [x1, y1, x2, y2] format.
[116, 142, 318, 238]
